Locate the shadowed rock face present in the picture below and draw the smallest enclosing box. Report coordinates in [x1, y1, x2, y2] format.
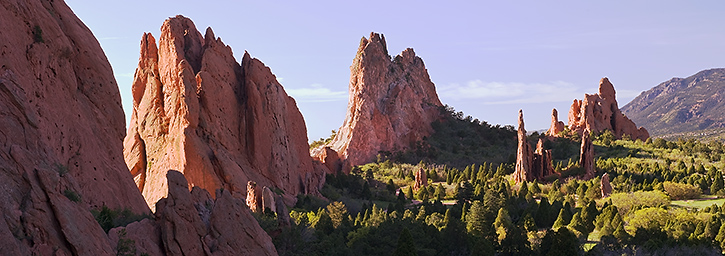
[312, 32, 443, 172]
[124, 15, 323, 210]
[568, 78, 649, 140]
[0, 0, 150, 254]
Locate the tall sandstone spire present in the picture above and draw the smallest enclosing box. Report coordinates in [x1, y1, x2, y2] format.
[124, 16, 323, 210]
[312, 32, 443, 172]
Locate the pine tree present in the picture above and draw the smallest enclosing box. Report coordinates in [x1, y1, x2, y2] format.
[406, 186, 414, 201]
[568, 212, 587, 235]
[435, 184, 445, 201]
[535, 197, 551, 228]
[519, 180, 529, 199]
[530, 180, 541, 194]
[613, 221, 630, 241]
[493, 208, 513, 242]
[552, 208, 571, 230]
[712, 174, 724, 194]
[581, 201, 598, 232]
[466, 201, 489, 237]
[393, 228, 418, 256]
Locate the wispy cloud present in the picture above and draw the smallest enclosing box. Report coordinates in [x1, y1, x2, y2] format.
[438, 80, 583, 105]
[287, 84, 347, 103]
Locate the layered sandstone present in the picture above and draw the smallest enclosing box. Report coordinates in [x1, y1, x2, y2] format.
[513, 110, 554, 183]
[312, 32, 443, 173]
[546, 108, 565, 136]
[568, 78, 649, 140]
[0, 0, 149, 254]
[124, 16, 323, 209]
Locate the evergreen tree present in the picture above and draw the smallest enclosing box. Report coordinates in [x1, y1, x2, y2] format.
[552, 208, 571, 230]
[518, 180, 529, 199]
[387, 179, 396, 192]
[435, 184, 446, 201]
[540, 227, 579, 256]
[535, 197, 551, 228]
[406, 186, 414, 201]
[493, 208, 513, 242]
[581, 201, 598, 232]
[361, 181, 371, 199]
[392, 228, 418, 256]
[712, 174, 724, 194]
[568, 212, 587, 235]
[466, 201, 491, 238]
[716, 222, 725, 248]
[613, 221, 630, 241]
[530, 180, 542, 194]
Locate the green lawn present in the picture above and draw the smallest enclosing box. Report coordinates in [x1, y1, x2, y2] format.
[671, 197, 725, 209]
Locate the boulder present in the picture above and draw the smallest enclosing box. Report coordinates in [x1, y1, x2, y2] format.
[124, 15, 323, 210]
[568, 78, 649, 140]
[311, 32, 443, 172]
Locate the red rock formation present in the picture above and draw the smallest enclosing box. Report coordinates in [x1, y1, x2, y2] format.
[311, 32, 444, 172]
[601, 173, 612, 198]
[313, 146, 342, 174]
[547, 108, 566, 136]
[580, 131, 595, 179]
[533, 139, 555, 178]
[414, 168, 428, 190]
[124, 15, 324, 209]
[0, 0, 150, 254]
[514, 110, 556, 183]
[568, 78, 649, 140]
[156, 171, 277, 255]
[262, 186, 277, 213]
[514, 110, 534, 183]
[246, 181, 261, 213]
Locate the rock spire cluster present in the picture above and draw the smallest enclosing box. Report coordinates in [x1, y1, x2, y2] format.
[513, 110, 555, 183]
[561, 78, 649, 140]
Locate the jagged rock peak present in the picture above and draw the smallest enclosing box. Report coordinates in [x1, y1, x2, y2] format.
[567, 77, 649, 141]
[124, 15, 324, 210]
[312, 32, 443, 172]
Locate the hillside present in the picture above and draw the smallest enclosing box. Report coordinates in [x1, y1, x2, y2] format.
[621, 68, 725, 136]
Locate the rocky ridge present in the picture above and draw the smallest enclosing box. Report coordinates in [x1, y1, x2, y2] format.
[513, 110, 555, 183]
[124, 16, 324, 210]
[0, 0, 151, 254]
[621, 68, 725, 136]
[311, 32, 443, 173]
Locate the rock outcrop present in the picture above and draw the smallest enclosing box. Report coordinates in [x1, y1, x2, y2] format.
[311, 32, 443, 173]
[246, 181, 260, 213]
[580, 131, 595, 179]
[568, 78, 649, 140]
[154, 171, 277, 255]
[124, 15, 324, 209]
[262, 186, 277, 213]
[414, 168, 428, 190]
[514, 110, 555, 183]
[547, 108, 566, 136]
[601, 173, 612, 198]
[0, 0, 150, 254]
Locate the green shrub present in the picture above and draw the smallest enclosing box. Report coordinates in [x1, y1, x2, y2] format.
[662, 181, 701, 200]
[91, 206, 151, 233]
[610, 190, 670, 215]
[33, 25, 44, 43]
[63, 189, 81, 202]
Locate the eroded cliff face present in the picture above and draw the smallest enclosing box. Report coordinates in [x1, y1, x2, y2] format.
[513, 110, 554, 183]
[0, 0, 149, 254]
[312, 32, 443, 172]
[124, 15, 323, 210]
[567, 78, 649, 141]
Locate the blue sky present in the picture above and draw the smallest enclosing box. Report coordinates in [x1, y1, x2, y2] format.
[66, 1, 725, 141]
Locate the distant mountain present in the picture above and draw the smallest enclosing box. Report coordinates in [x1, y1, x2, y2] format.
[621, 68, 725, 136]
